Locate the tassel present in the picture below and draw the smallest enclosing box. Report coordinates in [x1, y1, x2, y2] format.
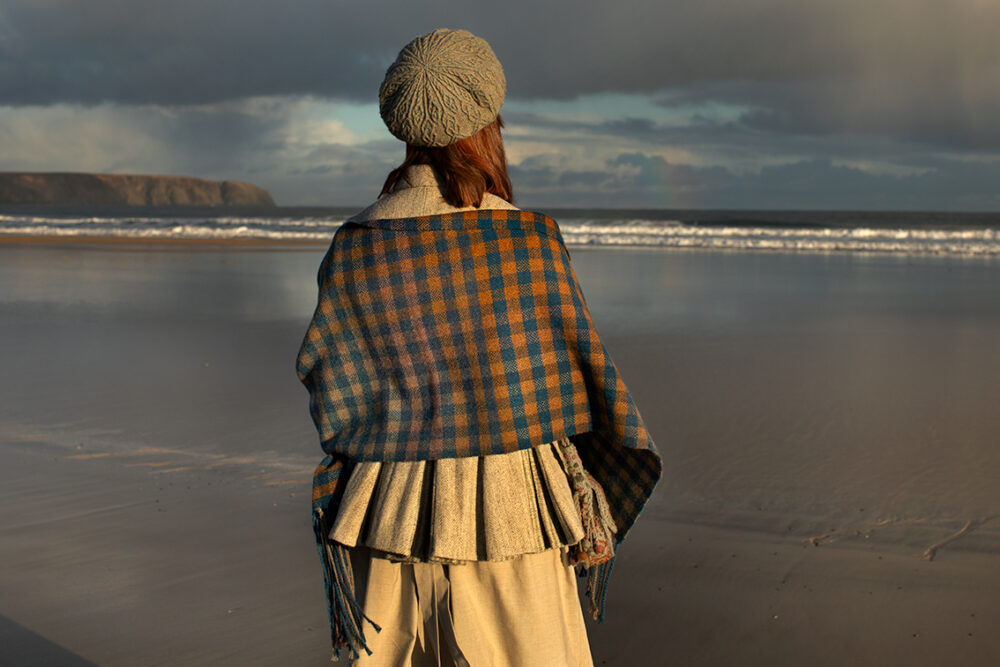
[313, 508, 381, 661]
[556, 437, 620, 622]
[585, 553, 616, 622]
[558, 439, 617, 569]
[572, 468, 618, 568]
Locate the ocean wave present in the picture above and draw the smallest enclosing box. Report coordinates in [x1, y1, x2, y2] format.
[0, 223, 325, 240]
[558, 221, 999, 255]
[1, 214, 998, 255]
[0, 214, 344, 229]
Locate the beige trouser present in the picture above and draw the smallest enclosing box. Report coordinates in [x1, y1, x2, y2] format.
[348, 546, 594, 667]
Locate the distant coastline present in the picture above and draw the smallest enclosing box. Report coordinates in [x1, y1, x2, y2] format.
[0, 172, 275, 207]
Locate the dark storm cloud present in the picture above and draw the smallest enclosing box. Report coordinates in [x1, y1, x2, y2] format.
[3, 1, 996, 108]
[655, 80, 1000, 151]
[157, 107, 288, 167]
[0, 0, 392, 105]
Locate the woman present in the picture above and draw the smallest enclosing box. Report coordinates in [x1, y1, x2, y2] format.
[298, 28, 661, 665]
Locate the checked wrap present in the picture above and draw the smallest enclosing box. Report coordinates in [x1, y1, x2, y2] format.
[297, 209, 662, 659]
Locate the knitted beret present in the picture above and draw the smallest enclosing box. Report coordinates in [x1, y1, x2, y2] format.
[379, 29, 506, 147]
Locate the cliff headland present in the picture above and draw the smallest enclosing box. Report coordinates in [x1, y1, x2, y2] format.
[0, 172, 275, 206]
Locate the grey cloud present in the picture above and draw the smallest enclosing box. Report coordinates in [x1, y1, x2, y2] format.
[303, 139, 399, 163]
[155, 109, 289, 171]
[503, 108, 940, 168]
[2, 1, 996, 106]
[512, 152, 1000, 210]
[657, 80, 1000, 150]
[0, 101, 291, 176]
[270, 159, 398, 207]
[0, 100, 402, 205]
[0, 0, 389, 105]
[5, 97, 995, 208]
[3, 0, 997, 150]
[265, 139, 402, 205]
[3, 0, 999, 204]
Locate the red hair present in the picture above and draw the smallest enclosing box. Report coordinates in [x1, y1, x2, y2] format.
[381, 115, 513, 208]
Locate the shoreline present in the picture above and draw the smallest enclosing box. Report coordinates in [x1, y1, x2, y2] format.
[2, 232, 999, 258]
[0, 233, 327, 250]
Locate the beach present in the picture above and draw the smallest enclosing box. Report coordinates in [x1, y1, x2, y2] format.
[2, 238, 999, 666]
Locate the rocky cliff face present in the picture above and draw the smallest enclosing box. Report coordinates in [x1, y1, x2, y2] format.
[0, 172, 276, 206]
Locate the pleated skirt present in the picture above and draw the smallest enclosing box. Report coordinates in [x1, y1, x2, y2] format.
[329, 442, 587, 563]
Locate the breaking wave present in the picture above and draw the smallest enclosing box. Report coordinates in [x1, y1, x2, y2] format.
[2, 211, 998, 255]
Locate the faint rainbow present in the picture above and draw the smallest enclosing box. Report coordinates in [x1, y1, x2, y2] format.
[633, 153, 697, 210]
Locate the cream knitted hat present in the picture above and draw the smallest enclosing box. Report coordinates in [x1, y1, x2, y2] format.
[379, 28, 506, 147]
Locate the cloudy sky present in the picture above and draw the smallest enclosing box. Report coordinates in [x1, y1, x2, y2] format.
[1, 0, 998, 209]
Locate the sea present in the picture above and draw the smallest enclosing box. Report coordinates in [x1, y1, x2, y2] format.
[2, 205, 999, 255]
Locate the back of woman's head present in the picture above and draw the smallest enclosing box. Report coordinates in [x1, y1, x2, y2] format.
[378, 29, 512, 208]
[381, 116, 513, 208]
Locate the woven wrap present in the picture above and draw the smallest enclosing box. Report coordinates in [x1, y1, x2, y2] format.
[379, 28, 506, 147]
[297, 209, 662, 658]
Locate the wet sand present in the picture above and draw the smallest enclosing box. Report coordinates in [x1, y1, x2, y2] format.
[1, 239, 999, 665]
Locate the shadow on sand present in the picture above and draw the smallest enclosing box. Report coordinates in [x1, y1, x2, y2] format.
[0, 615, 98, 667]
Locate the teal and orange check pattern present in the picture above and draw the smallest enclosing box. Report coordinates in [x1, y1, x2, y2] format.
[298, 209, 661, 542]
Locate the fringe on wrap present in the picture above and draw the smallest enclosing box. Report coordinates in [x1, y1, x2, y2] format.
[312, 456, 381, 661]
[585, 554, 617, 623]
[557, 438, 619, 622]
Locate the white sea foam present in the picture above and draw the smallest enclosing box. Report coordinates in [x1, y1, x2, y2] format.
[558, 221, 999, 255]
[1, 213, 998, 255]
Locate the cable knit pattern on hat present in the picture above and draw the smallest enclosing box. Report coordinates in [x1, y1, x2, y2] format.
[379, 28, 506, 147]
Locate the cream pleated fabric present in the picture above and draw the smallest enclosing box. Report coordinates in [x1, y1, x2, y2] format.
[347, 545, 594, 667]
[330, 441, 586, 563]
